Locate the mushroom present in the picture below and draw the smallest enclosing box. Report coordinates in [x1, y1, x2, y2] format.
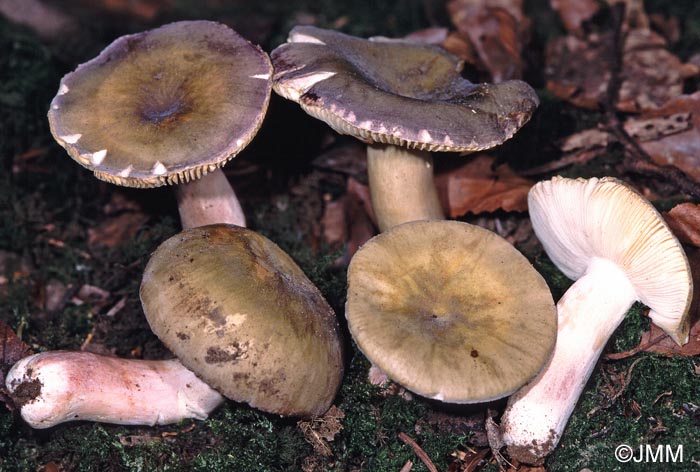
[499, 176, 693, 464]
[48, 20, 272, 229]
[140, 224, 344, 417]
[271, 26, 539, 231]
[6, 224, 344, 426]
[5, 352, 223, 428]
[346, 220, 557, 403]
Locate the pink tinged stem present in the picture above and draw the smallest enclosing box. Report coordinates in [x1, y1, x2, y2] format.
[5, 351, 224, 428]
[501, 257, 637, 463]
[175, 168, 246, 229]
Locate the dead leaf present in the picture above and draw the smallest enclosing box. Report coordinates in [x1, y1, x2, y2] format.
[298, 406, 345, 457]
[321, 198, 347, 248]
[0, 321, 32, 409]
[435, 155, 533, 216]
[550, 0, 600, 37]
[78, 0, 171, 21]
[606, 0, 649, 29]
[589, 358, 643, 416]
[404, 27, 449, 45]
[624, 113, 691, 142]
[618, 29, 698, 112]
[448, 447, 489, 472]
[0, 0, 75, 40]
[631, 93, 700, 182]
[447, 0, 529, 81]
[346, 177, 377, 257]
[630, 322, 700, 358]
[44, 279, 70, 313]
[87, 211, 149, 249]
[441, 32, 479, 65]
[649, 13, 681, 44]
[0, 250, 33, 289]
[664, 203, 700, 246]
[546, 29, 697, 112]
[312, 141, 367, 181]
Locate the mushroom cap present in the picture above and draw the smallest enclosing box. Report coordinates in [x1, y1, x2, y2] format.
[345, 220, 557, 403]
[271, 26, 539, 152]
[140, 224, 344, 417]
[528, 176, 693, 344]
[48, 21, 272, 188]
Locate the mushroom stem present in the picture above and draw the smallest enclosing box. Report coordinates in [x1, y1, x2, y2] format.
[500, 257, 636, 464]
[366, 144, 444, 232]
[6, 351, 224, 428]
[175, 168, 246, 229]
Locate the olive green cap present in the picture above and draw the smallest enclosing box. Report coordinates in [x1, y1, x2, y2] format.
[140, 224, 343, 417]
[48, 21, 272, 188]
[346, 220, 556, 403]
[271, 26, 538, 152]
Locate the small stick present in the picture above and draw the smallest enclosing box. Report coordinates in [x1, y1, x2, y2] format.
[604, 332, 668, 360]
[398, 432, 438, 472]
[398, 460, 413, 472]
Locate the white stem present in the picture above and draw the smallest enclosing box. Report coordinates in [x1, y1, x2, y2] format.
[366, 144, 444, 232]
[500, 257, 637, 464]
[175, 168, 245, 229]
[6, 351, 224, 429]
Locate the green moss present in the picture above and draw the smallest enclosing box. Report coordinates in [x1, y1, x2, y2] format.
[550, 356, 700, 471]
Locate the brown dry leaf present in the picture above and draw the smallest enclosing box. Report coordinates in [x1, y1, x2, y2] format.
[404, 27, 449, 45]
[663, 203, 700, 246]
[312, 141, 367, 181]
[346, 177, 377, 260]
[632, 322, 700, 358]
[448, 447, 489, 472]
[81, 0, 171, 21]
[650, 13, 681, 44]
[550, 0, 600, 37]
[618, 29, 698, 112]
[0, 0, 76, 40]
[505, 464, 547, 472]
[435, 155, 533, 216]
[87, 211, 149, 249]
[447, 0, 529, 81]
[441, 32, 479, 65]
[606, 0, 649, 29]
[0, 321, 32, 401]
[321, 198, 347, 249]
[546, 29, 697, 112]
[298, 406, 345, 457]
[630, 93, 700, 181]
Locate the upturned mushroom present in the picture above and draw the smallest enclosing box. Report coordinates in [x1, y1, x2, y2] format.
[271, 26, 539, 231]
[48, 20, 272, 228]
[499, 176, 693, 464]
[346, 220, 557, 403]
[6, 225, 344, 426]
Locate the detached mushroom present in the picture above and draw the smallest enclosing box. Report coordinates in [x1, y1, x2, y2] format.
[346, 220, 557, 403]
[500, 176, 693, 464]
[271, 26, 539, 231]
[6, 225, 344, 426]
[48, 20, 272, 228]
[5, 352, 223, 428]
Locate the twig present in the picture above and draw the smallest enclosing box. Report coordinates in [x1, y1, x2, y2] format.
[398, 432, 438, 472]
[399, 459, 413, 472]
[604, 332, 669, 360]
[602, 2, 700, 198]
